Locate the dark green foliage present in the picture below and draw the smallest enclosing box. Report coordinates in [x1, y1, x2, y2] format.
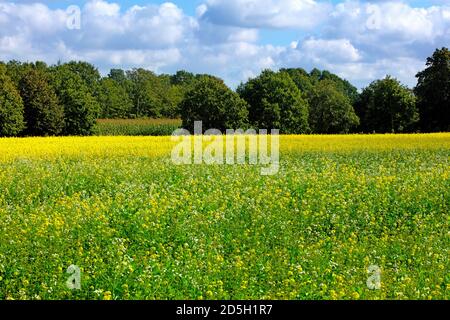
[97, 78, 133, 118]
[181, 76, 249, 132]
[238, 70, 309, 134]
[19, 68, 64, 136]
[157, 74, 185, 119]
[108, 69, 128, 85]
[309, 80, 360, 134]
[125, 69, 194, 119]
[51, 65, 100, 136]
[62, 61, 101, 90]
[284, 68, 359, 104]
[309, 68, 322, 84]
[1, 50, 449, 137]
[5, 61, 48, 87]
[321, 72, 358, 104]
[126, 68, 163, 118]
[106, 69, 194, 119]
[0, 65, 25, 136]
[5, 60, 30, 87]
[356, 76, 419, 133]
[414, 47, 450, 132]
[281, 68, 360, 134]
[280, 68, 314, 99]
[170, 70, 196, 86]
[166, 71, 199, 118]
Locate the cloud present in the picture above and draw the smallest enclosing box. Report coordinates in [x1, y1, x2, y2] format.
[198, 0, 332, 29]
[318, 1, 450, 87]
[0, 1, 197, 72]
[328, 1, 449, 50]
[296, 38, 361, 63]
[0, 0, 448, 90]
[78, 2, 197, 50]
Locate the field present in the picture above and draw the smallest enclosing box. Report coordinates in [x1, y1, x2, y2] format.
[0, 134, 449, 300]
[95, 119, 181, 136]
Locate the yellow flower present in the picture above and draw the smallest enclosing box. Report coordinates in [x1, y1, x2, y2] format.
[329, 290, 338, 300]
[103, 291, 112, 300]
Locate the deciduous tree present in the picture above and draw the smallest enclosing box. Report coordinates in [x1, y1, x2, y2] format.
[0, 65, 25, 136]
[356, 76, 418, 133]
[238, 70, 309, 134]
[309, 80, 359, 134]
[181, 76, 249, 132]
[20, 68, 64, 136]
[414, 47, 450, 132]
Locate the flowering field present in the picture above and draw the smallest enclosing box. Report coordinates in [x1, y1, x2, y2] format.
[0, 134, 449, 300]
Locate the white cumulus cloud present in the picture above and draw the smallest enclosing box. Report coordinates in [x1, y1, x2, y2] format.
[0, 0, 448, 89]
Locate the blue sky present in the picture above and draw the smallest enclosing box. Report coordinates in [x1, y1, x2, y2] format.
[0, 0, 449, 89]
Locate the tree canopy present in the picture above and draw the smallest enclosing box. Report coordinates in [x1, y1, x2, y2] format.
[0, 64, 25, 137]
[0, 48, 448, 137]
[238, 70, 310, 134]
[181, 76, 249, 132]
[50, 64, 100, 136]
[414, 47, 450, 132]
[308, 80, 359, 134]
[356, 76, 418, 133]
[19, 68, 64, 136]
[97, 78, 133, 119]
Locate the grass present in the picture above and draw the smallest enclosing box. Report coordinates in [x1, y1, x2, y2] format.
[95, 118, 181, 136]
[0, 134, 448, 300]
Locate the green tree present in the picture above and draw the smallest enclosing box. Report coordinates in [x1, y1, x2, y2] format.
[414, 47, 450, 132]
[6, 60, 29, 86]
[280, 68, 314, 99]
[167, 71, 200, 118]
[156, 74, 182, 118]
[108, 69, 129, 88]
[63, 61, 101, 89]
[356, 76, 418, 133]
[171, 70, 196, 86]
[51, 65, 100, 135]
[320, 70, 359, 104]
[162, 83, 184, 118]
[20, 68, 64, 136]
[126, 68, 163, 118]
[309, 68, 322, 84]
[308, 80, 359, 134]
[181, 76, 249, 132]
[5, 61, 48, 87]
[97, 78, 133, 118]
[238, 70, 309, 134]
[295, 68, 359, 104]
[0, 64, 25, 136]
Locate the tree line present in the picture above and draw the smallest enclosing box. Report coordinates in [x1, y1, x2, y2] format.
[0, 61, 199, 136]
[0, 48, 448, 137]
